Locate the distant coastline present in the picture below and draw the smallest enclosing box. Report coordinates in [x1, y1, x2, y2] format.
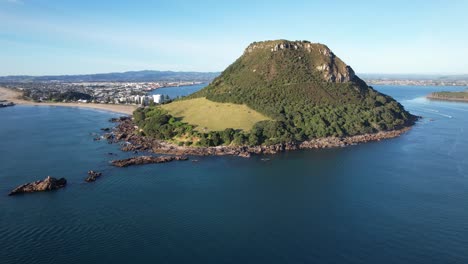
[365, 80, 468, 87]
[0, 87, 136, 115]
[427, 93, 468, 103]
[362, 73, 468, 87]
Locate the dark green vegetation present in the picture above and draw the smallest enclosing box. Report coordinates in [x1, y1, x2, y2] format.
[136, 40, 416, 147]
[428, 90, 468, 102]
[133, 107, 247, 146]
[23, 90, 91, 102]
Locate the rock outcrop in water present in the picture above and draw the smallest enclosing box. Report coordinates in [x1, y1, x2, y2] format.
[111, 155, 188, 167]
[85, 171, 102, 182]
[9, 176, 67, 196]
[0, 100, 15, 108]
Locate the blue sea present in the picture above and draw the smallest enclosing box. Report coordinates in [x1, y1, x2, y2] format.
[149, 83, 206, 99]
[1, 85, 467, 263]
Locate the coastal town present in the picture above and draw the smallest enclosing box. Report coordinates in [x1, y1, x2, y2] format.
[0, 81, 203, 106]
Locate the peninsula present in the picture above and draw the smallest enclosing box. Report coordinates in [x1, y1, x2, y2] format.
[427, 90, 468, 102]
[112, 40, 417, 156]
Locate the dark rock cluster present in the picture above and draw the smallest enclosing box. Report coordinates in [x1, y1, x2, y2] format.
[85, 171, 102, 182]
[111, 155, 188, 167]
[9, 176, 67, 196]
[109, 116, 131, 123]
[0, 101, 15, 107]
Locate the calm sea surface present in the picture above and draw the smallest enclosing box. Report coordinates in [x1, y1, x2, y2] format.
[1, 85, 467, 263]
[149, 83, 206, 99]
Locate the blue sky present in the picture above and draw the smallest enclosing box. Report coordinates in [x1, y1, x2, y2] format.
[1, 0, 467, 75]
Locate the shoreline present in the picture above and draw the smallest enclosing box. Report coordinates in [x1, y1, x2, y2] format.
[0, 87, 136, 115]
[110, 118, 414, 158]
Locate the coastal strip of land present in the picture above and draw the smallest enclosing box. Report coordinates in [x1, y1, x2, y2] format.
[108, 117, 414, 158]
[0, 87, 136, 115]
[427, 92, 468, 103]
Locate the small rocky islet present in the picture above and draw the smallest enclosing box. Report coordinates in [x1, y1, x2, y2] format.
[85, 170, 103, 182]
[9, 176, 67, 196]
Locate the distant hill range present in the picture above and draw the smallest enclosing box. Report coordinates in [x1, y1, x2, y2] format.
[2, 70, 466, 83]
[361, 74, 468, 86]
[360, 73, 468, 81]
[0, 70, 220, 83]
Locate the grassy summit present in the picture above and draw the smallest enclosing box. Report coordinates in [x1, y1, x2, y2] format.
[134, 40, 416, 146]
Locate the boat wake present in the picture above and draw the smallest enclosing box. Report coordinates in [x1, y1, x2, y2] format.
[409, 106, 453, 119]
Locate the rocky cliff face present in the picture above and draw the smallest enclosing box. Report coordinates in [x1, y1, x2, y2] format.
[315, 61, 355, 83]
[244, 40, 356, 83]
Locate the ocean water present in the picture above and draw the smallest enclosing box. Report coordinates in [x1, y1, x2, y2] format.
[149, 83, 207, 99]
[0, 85, 467, 264]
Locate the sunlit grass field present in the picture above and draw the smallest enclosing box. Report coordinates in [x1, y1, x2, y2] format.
[161, 97, 270, 132]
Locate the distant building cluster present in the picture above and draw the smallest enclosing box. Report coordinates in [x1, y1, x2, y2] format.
[0, 81, 202, 105]
[115, 94, 168, 105]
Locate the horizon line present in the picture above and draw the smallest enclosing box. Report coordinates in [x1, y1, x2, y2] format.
[1, 70, 467, 78]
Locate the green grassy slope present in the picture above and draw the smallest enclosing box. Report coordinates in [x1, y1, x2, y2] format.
[161, 97, 270, 132]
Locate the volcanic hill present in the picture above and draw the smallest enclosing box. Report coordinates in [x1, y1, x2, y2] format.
[134, 40, 416, 146]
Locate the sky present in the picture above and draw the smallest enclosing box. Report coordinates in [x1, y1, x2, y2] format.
[1, 0, 467, 76]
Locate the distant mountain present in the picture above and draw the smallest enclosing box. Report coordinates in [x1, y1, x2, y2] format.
[0, 70, 220, 82]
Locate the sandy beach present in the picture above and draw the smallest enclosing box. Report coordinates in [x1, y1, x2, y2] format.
[0, 87, 136, 115]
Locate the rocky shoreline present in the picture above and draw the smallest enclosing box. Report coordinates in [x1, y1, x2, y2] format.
[6, 116, 414, 196]
[112, 155, 189, 167]
[109, 117, 414, 158]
